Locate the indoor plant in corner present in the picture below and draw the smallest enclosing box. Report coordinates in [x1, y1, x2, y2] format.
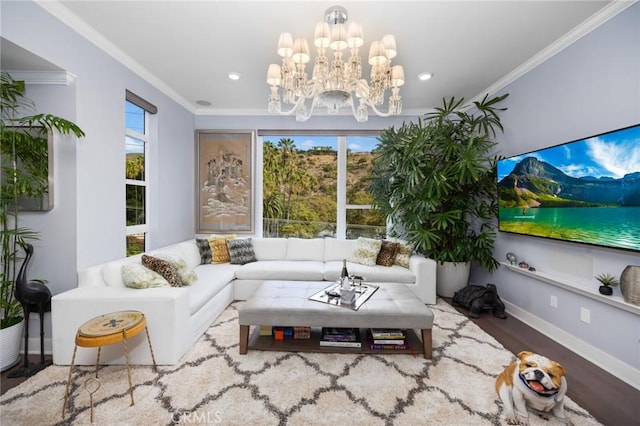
[368, 94, 508, 297]
[0, 72, 84, 371]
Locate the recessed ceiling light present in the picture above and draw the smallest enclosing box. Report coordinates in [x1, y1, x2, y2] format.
[228, 72, 240, 81]
[196, 100, 212, 106]
[418, 72, 433, 81]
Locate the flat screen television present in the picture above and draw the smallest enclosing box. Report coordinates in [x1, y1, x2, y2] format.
[497, 123, 640, 252]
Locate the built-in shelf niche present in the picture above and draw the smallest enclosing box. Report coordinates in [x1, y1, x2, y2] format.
[501, 262, 640, 315]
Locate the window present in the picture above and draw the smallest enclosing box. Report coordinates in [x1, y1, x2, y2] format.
[125, 100, 148, 256]
[345, 136, 386, 238]
[260, 132, 385, 239]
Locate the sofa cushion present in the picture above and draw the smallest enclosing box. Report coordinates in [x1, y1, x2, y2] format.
[324, 261, 416, 284]
[102, 255, 143, 288]
[188, 266, 237, 314]
[286, 238, 325, 261]
[227, 238, 257, 265]
[386, 238, 413, 268]
[121, 263, 170, 289]
[252, 238, 288, 261]
[210, 235, 234, 263]
[195, 238, 212, 264]
[323, 238, 357, 262]
[153, 241, 202, 270]
[152, 253, 198, 286]
[142, 254, 182, 287]
[350, 237, 382, 266]
[235, 260, 325, 281]
[376, 240, 400, 267]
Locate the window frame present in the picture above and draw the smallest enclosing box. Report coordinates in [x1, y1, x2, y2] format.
[125, 102, 150, 253]
[257, 130, 382, 240]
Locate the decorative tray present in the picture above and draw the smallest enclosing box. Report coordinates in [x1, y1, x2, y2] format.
[308, 281, 379, 310]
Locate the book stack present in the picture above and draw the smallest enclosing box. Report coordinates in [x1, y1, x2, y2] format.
[369, 328, 407, 350]
[320, 327, 361, 348]
[271, 326, 311, 340]
[293, 326, 311, 339]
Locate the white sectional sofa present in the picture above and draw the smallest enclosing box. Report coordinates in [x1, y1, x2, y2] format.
[51, 237, 437, 366]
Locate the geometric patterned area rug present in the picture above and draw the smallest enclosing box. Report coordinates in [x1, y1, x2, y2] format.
[1, 299, 601, 425]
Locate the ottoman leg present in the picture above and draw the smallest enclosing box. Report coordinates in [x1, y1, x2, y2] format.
[239, 325, 249, 354]
[421, 329, 432, 359]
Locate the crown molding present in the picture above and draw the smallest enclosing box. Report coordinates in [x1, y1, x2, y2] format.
[35, 0, 196, 113]
[5, 70, 76, 85]
[35, 0, 634, 118]
[467, 0, 636, 106]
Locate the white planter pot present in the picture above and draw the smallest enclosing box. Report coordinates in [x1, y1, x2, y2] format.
[0, 319, 24, 372]
[436, 261, 471, 298]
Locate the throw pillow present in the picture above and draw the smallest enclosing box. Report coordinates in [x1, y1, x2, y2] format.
[349, 237, 382, 266]
[226, 238, 257, 265]
[141, 254, 183, 287]
[153, 253, 198, 286]
[376, 240, 400, 267]
[210, 234, 235, 264]
[386, 238, 413, 268]
[121, 263, 170, 289]
[195, 238, 212, 264]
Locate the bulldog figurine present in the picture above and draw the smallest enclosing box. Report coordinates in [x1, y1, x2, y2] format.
[495, 351, 571, 425]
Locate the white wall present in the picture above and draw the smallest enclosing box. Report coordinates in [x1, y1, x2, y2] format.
[1, 1, 195, 292]
[471, 3, 640, 385]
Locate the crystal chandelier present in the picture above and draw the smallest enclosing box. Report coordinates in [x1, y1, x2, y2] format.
[266, 5, 405, 122]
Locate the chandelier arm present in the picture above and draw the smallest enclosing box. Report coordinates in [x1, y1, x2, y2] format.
[369, 103, 394, 118]
[273, 96, 307, 116]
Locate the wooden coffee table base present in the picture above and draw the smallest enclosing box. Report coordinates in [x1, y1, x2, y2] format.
[238, 282, 434, 360]
[239, 325, 432, 359]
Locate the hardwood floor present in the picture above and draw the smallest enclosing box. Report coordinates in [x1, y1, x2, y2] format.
[2, 303, 638, 425]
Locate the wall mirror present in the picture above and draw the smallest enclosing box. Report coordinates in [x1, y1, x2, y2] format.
[1, 126, 54, 211]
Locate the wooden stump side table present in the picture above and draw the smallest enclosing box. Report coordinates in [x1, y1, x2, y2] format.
[62, 310, 157, 418]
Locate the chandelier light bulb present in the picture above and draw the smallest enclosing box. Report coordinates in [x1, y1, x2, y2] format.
[314, 22, 331, 48]
[292, 38, 311, 64]
[277, 33, 294, 58]
[347, 22, 364, 48]
[382, 34, 397, 59]
[368, 40, 388, 66]
[267, 64, 281, 85]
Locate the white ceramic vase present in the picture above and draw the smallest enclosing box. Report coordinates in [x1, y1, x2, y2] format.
[0, 319, 24, 372]
[436, 261, 471, 298]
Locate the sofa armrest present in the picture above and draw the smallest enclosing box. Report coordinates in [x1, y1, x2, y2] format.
[409, 255, 437, 304]
[51, 287, 191, 365]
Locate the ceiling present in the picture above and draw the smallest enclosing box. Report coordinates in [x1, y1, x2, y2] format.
[3, 1, 626, 117]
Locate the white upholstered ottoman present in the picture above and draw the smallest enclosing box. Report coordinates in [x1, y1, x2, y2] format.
[238, 281, 433, 359]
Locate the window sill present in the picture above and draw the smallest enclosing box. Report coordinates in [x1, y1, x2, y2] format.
[501, 262, 640, 315]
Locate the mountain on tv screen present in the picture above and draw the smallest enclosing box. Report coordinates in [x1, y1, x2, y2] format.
[497, 123, 640, 252]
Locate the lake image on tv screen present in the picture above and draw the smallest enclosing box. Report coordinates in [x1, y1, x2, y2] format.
[497, 125, 640, 251]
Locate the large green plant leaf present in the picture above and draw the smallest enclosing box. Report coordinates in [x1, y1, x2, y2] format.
[368, 93, 508, 272]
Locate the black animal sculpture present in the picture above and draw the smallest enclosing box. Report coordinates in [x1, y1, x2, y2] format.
[452, 283, 507, 319]
[7, 243, 53, 378]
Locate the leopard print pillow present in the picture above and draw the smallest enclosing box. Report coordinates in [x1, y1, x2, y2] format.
[376, 240, 400, 267]
[142, 254, 182, 287]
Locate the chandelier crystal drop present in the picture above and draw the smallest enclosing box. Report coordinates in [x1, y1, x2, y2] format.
[267, 5, 404, 122]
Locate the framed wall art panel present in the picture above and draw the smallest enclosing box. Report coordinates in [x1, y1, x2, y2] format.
[195, 130, 254, 234]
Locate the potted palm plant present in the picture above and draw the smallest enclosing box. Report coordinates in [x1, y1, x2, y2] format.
[368, 94, 508, 297]
[1, 72, 84, 370]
